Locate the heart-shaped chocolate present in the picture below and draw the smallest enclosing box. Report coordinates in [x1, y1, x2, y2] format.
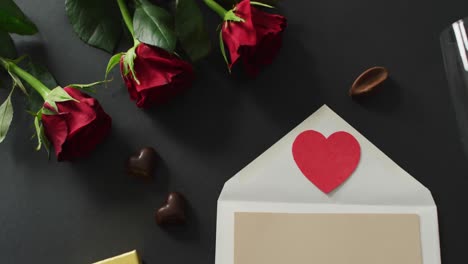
[155, 192, 187, 225]
[126, 147, 157, 180]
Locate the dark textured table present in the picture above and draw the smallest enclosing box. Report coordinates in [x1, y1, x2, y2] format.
[1, 0, 468, 263]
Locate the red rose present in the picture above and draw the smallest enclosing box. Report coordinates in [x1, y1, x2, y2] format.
[41, 87, 112, 161]
[120, 43, 195, 108]
[221, 0, 287, 77]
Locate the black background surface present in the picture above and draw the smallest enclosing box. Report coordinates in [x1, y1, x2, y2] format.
[1, 0, 468, 263]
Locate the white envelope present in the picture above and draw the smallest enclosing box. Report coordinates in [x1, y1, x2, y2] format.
[215, 105, 440, 264]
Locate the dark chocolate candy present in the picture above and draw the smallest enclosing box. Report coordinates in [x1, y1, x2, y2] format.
[127, 147, 157, 180]
[155, 192, 187, 225]
[350, 66, 388, 96]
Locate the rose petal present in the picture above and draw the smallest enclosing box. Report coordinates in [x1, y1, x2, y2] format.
[221, 0, 256, 68]
[41, 112, 69, 160]
[42, 87, 112, 161]
[120, 43, 194, 108]
[240, 5, 287, 77]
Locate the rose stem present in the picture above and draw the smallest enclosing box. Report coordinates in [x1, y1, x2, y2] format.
[203, 0, 227, 18]
[4, 61, 50, 99]
[117, 0, 138, 45]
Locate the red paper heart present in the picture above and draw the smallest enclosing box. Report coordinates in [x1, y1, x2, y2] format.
[292, 130, 361, 194]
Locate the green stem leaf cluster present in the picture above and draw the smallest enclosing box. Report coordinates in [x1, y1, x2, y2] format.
[75, 0, 212, 81]
[0, 56, 105, 151]
[0, 0, 123, 153]
[0, 57, 54, 150]
[0, 0, 38, 59]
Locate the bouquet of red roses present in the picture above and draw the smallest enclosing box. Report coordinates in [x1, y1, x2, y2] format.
[0, 0, 287, 161]
[66, 0, 287, 107]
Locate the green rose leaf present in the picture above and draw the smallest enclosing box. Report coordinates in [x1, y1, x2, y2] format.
[133, 0, 176, 52]
[0, 88, 14, 143]
[219, 29, 230, 71]
[0, 0, 38, 35]
[33, 113, 42, 150]
[23, 60, 58, 112]
[105, 52, 124, 80]
[250, 1, 274, 8]
[41, 108, 56, 116]
[65, 0, 122, 53]
[122, 46, 139, 84]
[39, 122, 50, 154]
[0, 31, 17, 59]
[68, 79, 110, 93]
[7, 70, 27, 95]
[45, 86, 78, 112]
[175, 0, 211, 62]
[33, 110, 50, 153]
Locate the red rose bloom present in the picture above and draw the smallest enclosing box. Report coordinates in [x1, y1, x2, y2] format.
[221, 0, 287, 77]
[41, 87, 112, 161]
[120, 43, 195, 108]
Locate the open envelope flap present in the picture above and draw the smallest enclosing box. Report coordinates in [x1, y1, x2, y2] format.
[218, 105, 435, 207]
[215, 105, 441, 264]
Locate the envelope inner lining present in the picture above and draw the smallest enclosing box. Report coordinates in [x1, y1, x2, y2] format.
[234, 212, 422, 264]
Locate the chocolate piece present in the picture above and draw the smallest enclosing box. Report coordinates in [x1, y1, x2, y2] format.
[349, 66, 388, 96]
[155, 192, 187, 225]
[127, 147, 157, 180]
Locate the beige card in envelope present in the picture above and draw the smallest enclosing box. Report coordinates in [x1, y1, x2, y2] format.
[215, 105, 440, 264]
[235, 213, 422, 264]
